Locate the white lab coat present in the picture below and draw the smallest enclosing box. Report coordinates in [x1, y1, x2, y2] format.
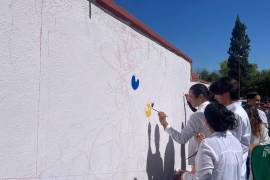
[183, 131, 243, 180]
[188, 101, 210, 165]
[258, 109, 268, 127]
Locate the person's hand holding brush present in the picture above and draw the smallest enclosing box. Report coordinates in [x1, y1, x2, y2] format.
[158, 111, 168, 129]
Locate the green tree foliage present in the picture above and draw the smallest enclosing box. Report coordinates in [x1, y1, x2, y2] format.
[197, 69, 219, 82]
[197, 62, 269, 97]
[199, 69, 210, 81]
[219, 60, 229, 77]
[253, 70, 270, 97]
[207, 72, 219, 82]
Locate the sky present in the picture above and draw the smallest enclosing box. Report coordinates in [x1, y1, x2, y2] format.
[114, 0, 270, 72]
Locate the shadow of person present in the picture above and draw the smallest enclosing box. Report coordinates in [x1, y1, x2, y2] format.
[164, 136, 175, 180]
[181, 122, 186, 170]
[146, 123, 164, 180]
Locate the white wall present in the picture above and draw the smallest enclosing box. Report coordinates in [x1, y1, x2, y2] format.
[0, 1, 192, 179]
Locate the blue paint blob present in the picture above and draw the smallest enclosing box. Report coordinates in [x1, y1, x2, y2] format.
[131, 75, 139, 90]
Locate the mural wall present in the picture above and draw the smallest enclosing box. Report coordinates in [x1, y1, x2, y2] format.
[0, 0, 192, 179]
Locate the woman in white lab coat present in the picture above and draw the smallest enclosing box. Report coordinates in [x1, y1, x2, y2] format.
[244, 104, 270, 148]
[243, 104, 270, 180]
[182, 102, 243, 180]
[158, 83, 210, 173]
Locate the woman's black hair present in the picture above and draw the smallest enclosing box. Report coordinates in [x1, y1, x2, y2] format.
[187, 101, 197, 112]
[189, 83, 209, 99]
[204, 102, 238, 132]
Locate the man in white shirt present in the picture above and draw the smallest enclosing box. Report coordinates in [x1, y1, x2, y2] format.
[209, 77, 251, 180]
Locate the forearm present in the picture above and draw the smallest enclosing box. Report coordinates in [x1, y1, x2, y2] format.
[166, 126, 194, 144]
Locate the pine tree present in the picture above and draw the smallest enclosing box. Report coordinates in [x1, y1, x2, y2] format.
[227, 16, 251, 96]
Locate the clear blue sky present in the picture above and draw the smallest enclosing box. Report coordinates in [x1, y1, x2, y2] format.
[115, 0, 270, 72]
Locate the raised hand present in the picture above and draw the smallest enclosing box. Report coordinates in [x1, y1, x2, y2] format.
[158, 111, 168, 129]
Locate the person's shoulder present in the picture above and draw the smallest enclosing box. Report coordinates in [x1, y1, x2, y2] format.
[258, 108, 266, 115]
[258, 109, 268, 123]
[199, 136, 218, 154]
[199, 138, 210, 148]
[234, 105, 249, 119]
[225, 131, 242, 147]
[190, 111, 204, 119]
[207, 132, 242, 152]
[227, 131, 240, 141]
[191, 111, 204, 118]
[201, 134, 218, 146]
[189, 112, 205, 123]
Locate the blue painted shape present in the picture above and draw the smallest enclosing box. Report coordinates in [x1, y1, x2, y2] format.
[131, 75, 139, 90]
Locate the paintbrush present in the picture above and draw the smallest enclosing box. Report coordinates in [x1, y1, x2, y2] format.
[151, 102, 159, 112]
[151, 102, 168, 117]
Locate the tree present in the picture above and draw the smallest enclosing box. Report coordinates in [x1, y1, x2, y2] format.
[256, 70, 270, 97]
[207, 72, 219, 82]
[227, 16, 251, 96]
[199, 69, 210, 81]
[197, 69, 219, 82]
[219, 60, 229, 77]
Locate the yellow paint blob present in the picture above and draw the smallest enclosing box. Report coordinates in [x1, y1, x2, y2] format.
[145, 103, 152, 118]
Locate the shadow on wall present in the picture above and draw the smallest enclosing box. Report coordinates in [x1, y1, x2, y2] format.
[146, 123, 175, 180]
[181, 122, 186, 170]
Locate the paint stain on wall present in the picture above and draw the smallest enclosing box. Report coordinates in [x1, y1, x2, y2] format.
[131, 75, 139, 90]
[145, 103, 152, 118]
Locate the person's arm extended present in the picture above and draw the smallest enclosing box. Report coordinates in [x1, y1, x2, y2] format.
[158, 112, 203, 144]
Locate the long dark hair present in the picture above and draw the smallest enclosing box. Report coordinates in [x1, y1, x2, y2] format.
[244, 104, 262, 137]
[204, 102, 238, 132]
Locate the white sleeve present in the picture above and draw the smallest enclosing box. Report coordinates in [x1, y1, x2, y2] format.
[165, 113, 203, 144]
[238, 114, 251, 153]
[259, 124, 270, 145]
[258, 109, 268, 127]
[182, 172, 196, 180]
[195, 141, 215, 180]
